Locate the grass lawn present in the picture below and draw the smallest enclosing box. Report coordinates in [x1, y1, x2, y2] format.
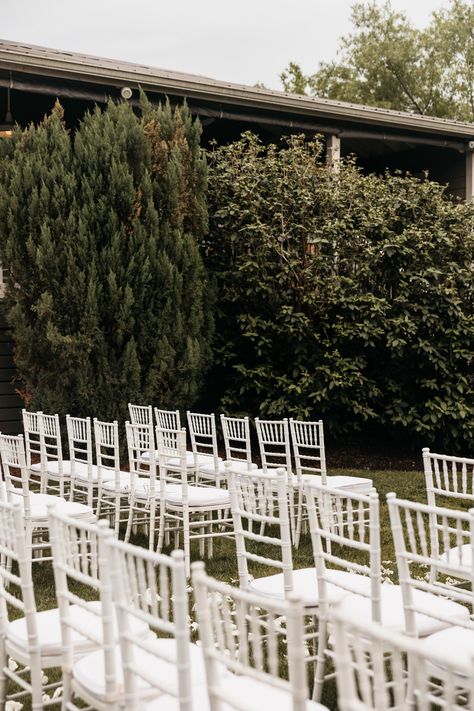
[18, 467, 426, 710]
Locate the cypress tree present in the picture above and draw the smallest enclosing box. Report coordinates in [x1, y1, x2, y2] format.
[0, 98, 213, 420]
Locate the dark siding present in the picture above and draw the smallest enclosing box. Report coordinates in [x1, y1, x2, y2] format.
[0, 309, 22, 434]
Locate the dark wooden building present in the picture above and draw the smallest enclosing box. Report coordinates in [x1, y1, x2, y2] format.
[1, 38, 474, 431]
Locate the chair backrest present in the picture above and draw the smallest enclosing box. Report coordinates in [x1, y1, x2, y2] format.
[154, 408, 181, 431]
[107, 539, 191, 711]
[0, 500, 37, 640]
[229, 468, 293, 591]
[0, 433, 32, 515]
[40, 412, 65, 473]
[48, 508, 116, 696]
[128, 403, 153, 427]
[93, 419, 121, 487]
[66, 414, 93, 480]
[289, 418, 326, 484]
[126, 420, 156, 495]
[255, 418, 293, 476]
[305, 481, 381, 620]
[192, 562, 309, 711]
[332, 605, 474, 711]
[423, 447, 474, 508]
[156, 426, 188, 491]
[387, 493, 474, 635]
[22, 409, 43, 470]
[220, 415, 253, 470]
[186, 411, 219, 467]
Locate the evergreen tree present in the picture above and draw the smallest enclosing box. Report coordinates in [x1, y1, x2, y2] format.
[0, 98, 213, 420]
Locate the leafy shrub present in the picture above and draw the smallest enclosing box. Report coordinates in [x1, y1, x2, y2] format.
[206, 133, 474, 449]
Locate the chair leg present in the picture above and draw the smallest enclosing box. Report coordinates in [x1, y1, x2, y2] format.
[96, 487, 102, 518]
[124, 498, 134, 543]
[156, 510, 165, 553]
[312, 617, 328, 703]
[295, 488, 304, 548]
[148, 501, 156, 551]
[30, 653, 44, 711]
[0, 642, 7, 709]
[183, 512, 191, 577]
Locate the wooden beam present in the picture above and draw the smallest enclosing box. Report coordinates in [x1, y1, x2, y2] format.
[466, 146, 474, 201]
[326, 135, 341, 172]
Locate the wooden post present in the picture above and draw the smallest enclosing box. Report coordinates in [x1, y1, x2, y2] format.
[466, 145, 474, 202]
[326, 135, 341, 172]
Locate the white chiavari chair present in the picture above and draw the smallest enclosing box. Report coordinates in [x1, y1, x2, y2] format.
[0, 433, 94, 563]
[67, 415, 115, 512]
[229, 467, 319, 606]
[290, 418, 373, 545]
[387, 494, 474, 640]
[48, 508, 150, 711]
[220, 415, 258, 474]
[423, 448, 474, 578]
[21, 409, 43, 492]
[124, 420, 159, 549]
[94, 419, 134, 536]
[40, 412, 74, 499]
[152, 409, 209, 481]
[155, 427, 232, 576]
[0, 500, 102, 709]
[108, 540, 215, 711]
[187, 411, 223, 486]
[332, 605, 474, 711]
[255, 417, 297, 538]
[192, 561, 329, 711]
[305, 483, 470, 701]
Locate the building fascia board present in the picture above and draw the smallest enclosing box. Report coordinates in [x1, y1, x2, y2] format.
[1, 39, 474, 140]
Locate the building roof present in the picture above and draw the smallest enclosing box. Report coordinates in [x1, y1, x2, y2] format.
[1, 38, 474, 142]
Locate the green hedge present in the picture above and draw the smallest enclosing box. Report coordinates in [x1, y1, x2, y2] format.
[206, 133, 474, 450]
[0, 99, 213, 420]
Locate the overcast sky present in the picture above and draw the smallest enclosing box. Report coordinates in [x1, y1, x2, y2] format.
[2, 0, 450, 89]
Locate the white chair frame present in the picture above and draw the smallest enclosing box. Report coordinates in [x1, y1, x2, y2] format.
[220, 414, 256, 472]
[21, 408, 43, 492]
[187, 411, 223, 486]
[332, 605, 474, 711]
[192, 561, 319, 711]
[94, 419, 131, 536]
[387, 493, 474, 636]
[107, 540, 192, 711]
[156, 427, 232, 577]
[0, 501, 66, 707]
[124, 420, 159, 550]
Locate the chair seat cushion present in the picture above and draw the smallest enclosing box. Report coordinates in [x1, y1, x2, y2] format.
[337, 582, 470, 636]
[140, 451, 205, 469]
[439, 543, 472, 572]
[164, 485, 230, 508]
[72, 464, 116, 483]
[146, 675, 329, 711]
[102, 473, 146, 494]
[10, 491, 93, 521]
[248, 568, 362, 608]
[420, 626, 474, 675]
[73, 639, 210, 701]
[8, 602, 149, 662]
[31, 459, 73, 477]
[295, 473, 373, 492]
[199, 458, 253, 477]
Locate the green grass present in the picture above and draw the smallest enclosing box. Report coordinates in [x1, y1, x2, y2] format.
[18, 468, 427, 709]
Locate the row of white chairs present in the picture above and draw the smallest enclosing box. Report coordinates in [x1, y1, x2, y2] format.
[22, 406, 374, 546]
[2, 476, 474, 710]
[9, 407, 474, 582]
